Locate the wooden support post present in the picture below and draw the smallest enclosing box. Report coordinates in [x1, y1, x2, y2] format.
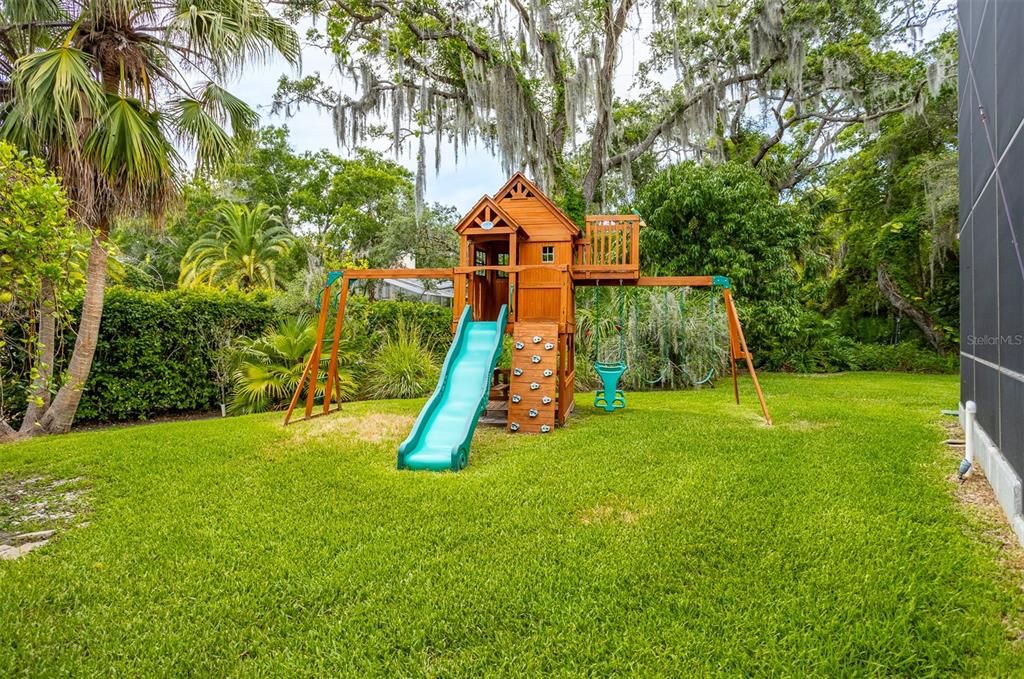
[322, 274, 350, 414]
[723, 289, 772, 425]
[284, 283, 332, 425]
[724, 289, 741, 404]
[303, 283, 333, 419]
[452, 273, 466, 332]
[284, 349, 317, 425]
[509, 232, 518, 326]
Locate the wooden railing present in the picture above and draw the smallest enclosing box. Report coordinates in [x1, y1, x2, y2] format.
[573, 215, 641, 277]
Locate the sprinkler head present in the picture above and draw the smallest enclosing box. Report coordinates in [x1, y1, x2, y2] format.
[958, 458, 972, 479]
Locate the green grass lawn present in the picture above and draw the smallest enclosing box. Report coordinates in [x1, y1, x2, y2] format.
[1, 373, 1022, 676]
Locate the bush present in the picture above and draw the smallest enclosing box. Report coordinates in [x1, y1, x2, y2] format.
[848, 343, 958, 373]
[761, 311, 956, 374]
[363, 320, 440, 400]
[636, 161, 812, 355]
[71, 287, 276, 421]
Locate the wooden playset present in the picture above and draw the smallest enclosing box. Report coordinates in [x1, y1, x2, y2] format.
[284, 173, 770, 469]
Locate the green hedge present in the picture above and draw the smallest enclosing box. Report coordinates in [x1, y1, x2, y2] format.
[74, 287, 276, 421]
[345, 297, 453, 355]
[69, 289, 453, 422]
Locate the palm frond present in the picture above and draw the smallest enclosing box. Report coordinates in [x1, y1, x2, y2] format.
[4, 46, 104, 153]
[166, 95, 233, 171]
[86, 94, 174, 180]
[163, 0, 300, 78]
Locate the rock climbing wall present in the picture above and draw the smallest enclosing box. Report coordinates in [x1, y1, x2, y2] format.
[508, 322, 559, 433]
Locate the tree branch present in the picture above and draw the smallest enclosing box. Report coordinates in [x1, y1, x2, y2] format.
[877, 264, 946, 353]
[607, 58, 781, 171]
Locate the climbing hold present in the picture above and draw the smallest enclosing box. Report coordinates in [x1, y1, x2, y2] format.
[513, 367, 523, 376]
[510, 422, 520, 431]
[532, 336, 542, 344]
[543, 369, 553, 377]
[515, 341, 525, 350]
[531, 355, 541, 363]
[542, 396, 552, 405]
[529, 409, 538, 418]
[540, 424, 551, 433]
[530, 382, 540, 390]
[544, 342, 554, 350]
[512, 394, 522, 403]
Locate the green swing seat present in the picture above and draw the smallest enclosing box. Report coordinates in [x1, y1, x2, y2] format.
[593, 361, 627, 412]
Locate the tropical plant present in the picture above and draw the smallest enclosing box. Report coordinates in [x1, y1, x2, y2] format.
[230, 317, 358, 415]
[0, 0, 299, 435]
[180, 202, 294, 290]
[364, 320, 440, 400]
[575, 287, 729, 392]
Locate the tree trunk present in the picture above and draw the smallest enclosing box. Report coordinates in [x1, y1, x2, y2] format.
[38, 233, 109, 434]
[580, 0, 636, 208]
[19, 277, 57, 435]
[876, 264, 946, 354]
[0, 420, 15, 443]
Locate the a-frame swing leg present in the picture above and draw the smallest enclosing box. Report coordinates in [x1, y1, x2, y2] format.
[322, 274, 351, 415]
[284, 282, 333, 425]
[723, 289, 772, 426]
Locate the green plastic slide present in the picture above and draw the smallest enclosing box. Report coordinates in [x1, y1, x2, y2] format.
[397, 304, 508, 471]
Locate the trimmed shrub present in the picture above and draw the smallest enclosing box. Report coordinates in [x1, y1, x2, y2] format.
[72, 287, 276, 421]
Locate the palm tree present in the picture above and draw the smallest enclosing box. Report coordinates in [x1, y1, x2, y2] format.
[180, 202, 293, 290]
[0, 1, 299, 436]
[230, 317, 358, 414]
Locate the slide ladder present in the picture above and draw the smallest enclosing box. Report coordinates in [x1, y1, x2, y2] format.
[398, 304, 508, 471]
